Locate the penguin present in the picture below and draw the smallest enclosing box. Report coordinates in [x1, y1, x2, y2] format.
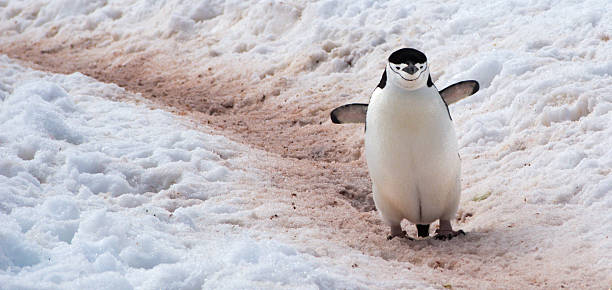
[331, 48, 478, 240]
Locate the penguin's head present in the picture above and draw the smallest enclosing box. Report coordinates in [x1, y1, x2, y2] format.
[386, 48, 431, 90]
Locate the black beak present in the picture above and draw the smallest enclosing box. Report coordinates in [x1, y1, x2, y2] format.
[402, 64, 418, 75]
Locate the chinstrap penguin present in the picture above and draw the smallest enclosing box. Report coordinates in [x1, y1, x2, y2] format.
[331, 48, 479, 240]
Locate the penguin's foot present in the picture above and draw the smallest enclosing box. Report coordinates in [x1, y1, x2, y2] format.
[387, 230, 414, 240]
[387, 225, 414, 240]
[433, 219, 465, 241]
[433, 229, 465, 241]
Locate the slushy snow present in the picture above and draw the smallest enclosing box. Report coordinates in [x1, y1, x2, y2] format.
[0, 56, 406, 289]
[1, 0, 612, 288]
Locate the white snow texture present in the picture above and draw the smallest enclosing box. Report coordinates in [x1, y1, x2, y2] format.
[1, 0, 612, 289]
[0, 58, 378, 289]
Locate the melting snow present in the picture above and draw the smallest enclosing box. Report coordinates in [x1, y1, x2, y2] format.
[0, 56, 403, 289]
[1, 0, 612, 288]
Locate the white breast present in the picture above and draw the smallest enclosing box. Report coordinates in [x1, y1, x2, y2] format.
[365, 85, 461, 224]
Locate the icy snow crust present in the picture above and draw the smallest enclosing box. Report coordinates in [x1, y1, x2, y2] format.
[1, 0, 612, 288]
[0, 57, 407, 289]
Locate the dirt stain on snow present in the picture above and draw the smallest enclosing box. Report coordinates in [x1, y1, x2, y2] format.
[1, 36, 608, 289]
[1, 36, 361, 163]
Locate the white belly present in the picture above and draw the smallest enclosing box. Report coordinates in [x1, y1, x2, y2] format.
[365, 86, 461, 224]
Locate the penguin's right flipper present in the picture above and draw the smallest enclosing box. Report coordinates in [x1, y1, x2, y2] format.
[330, 103, 368, 124]
[439, 80, 480, 105]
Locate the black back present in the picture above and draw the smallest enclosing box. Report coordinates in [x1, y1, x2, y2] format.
[430, 79, 451, 120]
[440, 92, 452, 120]
[377, 70, 387, 89]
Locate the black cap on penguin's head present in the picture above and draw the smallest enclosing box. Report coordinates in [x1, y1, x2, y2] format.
[385, 48, 432, 90]
[388, 48, 427, 64]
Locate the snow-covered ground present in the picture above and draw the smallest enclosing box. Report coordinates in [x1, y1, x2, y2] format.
[1, 0, 612, 288]
[0, 57, 424, 289]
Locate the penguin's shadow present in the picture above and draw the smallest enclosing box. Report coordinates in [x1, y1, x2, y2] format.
[389, 226, 534, 263]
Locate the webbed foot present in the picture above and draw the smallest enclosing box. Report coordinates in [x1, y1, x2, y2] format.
[387, 225, 414, 240]
[434, 229, 465, 240]
[433, 219, 466, 241]
[387, 230, 414, 240]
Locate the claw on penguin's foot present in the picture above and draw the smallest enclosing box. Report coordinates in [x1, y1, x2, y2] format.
[433, 229, 465, 241]
[434, 233, 452, 241]
[387, 230, 406, 240]
[387, 230, 413, 240]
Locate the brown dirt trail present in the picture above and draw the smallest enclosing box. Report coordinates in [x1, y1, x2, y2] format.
[1, 36, 603, 289]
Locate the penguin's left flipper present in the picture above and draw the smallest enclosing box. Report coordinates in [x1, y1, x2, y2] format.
[439, 80, 479, 105]
[330, 103, 368, 124]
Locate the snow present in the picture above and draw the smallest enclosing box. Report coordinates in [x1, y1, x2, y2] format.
[0, 57, 415, 289]
[1, 0, 612, 288]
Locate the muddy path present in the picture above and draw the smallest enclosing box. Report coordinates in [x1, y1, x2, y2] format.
[2, 37, 364, 163]
[2, 38, 602, 289]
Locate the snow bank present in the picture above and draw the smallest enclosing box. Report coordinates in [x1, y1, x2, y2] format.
[2, 0, 612, 287]
[0, 56, 396, 289]
[3, 1, 610, 76]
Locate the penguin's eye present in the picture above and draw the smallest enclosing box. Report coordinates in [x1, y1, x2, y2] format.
[395, 66, 400, 70]
[419, 65, 423, 69]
